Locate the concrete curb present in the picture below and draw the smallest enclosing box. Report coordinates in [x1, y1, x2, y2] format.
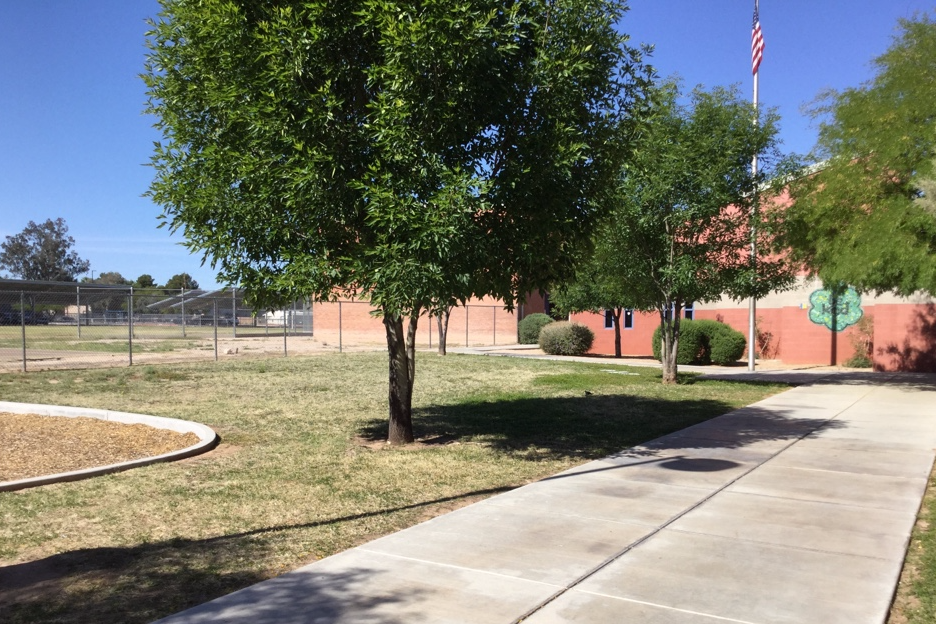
[0, 401, 219, 492]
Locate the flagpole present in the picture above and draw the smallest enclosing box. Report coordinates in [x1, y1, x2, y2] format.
[747, 0, 762, 372]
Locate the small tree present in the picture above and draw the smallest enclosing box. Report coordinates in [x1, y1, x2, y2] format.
[568, 82, 794, 383]
[0, 218, 89, 282]
[551, 251, 638, 358]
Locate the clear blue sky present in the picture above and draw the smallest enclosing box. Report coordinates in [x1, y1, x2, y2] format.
[1, 1, 931, 290]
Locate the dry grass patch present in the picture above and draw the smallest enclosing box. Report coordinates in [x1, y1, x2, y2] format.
[0, 352, 789, 623]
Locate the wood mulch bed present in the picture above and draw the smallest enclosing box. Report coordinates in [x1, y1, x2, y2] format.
[0, 412, 200, 482]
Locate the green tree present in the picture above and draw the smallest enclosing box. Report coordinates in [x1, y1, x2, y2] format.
[0, 218, 90, 282]
[82, 272, 134, 313]
[778, 14, 936, 296]
[559, 82, 794, 383]
[144, 0, 650, 443]
[90, 271, 133, 286]
[551, 252, 633, 358]
[164, 273, 199, 291]
[135, 274, 157, 288]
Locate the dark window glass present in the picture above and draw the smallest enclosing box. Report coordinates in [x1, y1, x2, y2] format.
[623, 308, 634, 329]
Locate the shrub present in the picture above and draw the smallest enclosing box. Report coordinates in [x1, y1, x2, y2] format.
[538, 321, 595, 356]
[702, 321, 747, 365]
[519, 313, 554, 344]
[652, 319, 707, 364]
[652, 318, 746, 365]
[844, 353, 873, 368]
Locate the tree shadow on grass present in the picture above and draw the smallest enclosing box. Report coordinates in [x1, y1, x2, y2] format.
[359, 393, 846, 462]
[0, 486, 512, 624]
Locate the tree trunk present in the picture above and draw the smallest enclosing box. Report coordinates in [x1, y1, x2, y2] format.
[660, 307, 681, 384]
[383, 311, 417, 444]
[613, 308, 622, 358]
[436, 306, 452, 355]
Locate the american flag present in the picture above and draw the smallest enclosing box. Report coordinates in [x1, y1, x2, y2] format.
[751, 3, 765, 75]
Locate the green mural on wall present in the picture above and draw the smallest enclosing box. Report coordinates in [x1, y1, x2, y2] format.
[808, 287, 863, 331]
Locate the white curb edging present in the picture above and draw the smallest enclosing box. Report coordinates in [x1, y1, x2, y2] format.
[0, 401, 219, 492]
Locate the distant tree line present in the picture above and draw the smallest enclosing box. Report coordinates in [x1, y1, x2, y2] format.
[0, 217, 202, 291]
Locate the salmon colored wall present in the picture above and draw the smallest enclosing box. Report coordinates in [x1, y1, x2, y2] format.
[571, 309, 659, 356]
[519, 292, 548, 318]
[873, 304, 936, 372]
[574, 305, 871, 367]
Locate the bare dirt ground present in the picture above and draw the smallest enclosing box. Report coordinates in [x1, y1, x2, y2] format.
[0, 413, 200, 482]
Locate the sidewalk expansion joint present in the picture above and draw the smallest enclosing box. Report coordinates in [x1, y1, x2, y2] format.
[570, 593, 762, 624]
[665, 527, 898, 562]
[511, 383, 876, 624]
[355, 547, 564, 588]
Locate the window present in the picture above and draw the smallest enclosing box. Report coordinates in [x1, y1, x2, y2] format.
[606, 308, 635, 329]
[665, 303, 693, 321]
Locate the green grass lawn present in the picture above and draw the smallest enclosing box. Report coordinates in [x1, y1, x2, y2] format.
[0, 353, 792, 623]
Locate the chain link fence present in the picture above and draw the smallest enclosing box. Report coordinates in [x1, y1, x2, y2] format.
[0, 284, 519, 372]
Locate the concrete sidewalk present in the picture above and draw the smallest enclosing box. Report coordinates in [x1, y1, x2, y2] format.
[155, 372, 936, 624]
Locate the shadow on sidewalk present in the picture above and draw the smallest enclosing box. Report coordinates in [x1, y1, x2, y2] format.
[361, 394, 844, 463]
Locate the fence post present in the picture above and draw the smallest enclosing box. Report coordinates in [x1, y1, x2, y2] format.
[429, 311, 432, 350]
[214, 300, 219, 361]
[128, 293, 134, 367]
[338, 301, 343, 353]
[283, 310, 288, 357]
[232, 288, 237, 337]
[465, 306, 469, 347]
[181, 288, 187, 337]
[493, 306, 496, 346]
[20, 292, 27, 372]
[76, 286, 81, 339]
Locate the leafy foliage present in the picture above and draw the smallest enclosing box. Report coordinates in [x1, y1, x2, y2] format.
[518, 313, 555, 344]
[777, 14, 936, 296]
[703, 320, 747, 365]
[143, 0, 651, 442]
[652, 318, 746, 366]
[560, 81, 792, 381]
[164, 273, 199, 291]
[0, 218, 89, 282]
[85, 272, 133, 286]
[652, 320, 705, 365]
[135, 274, 157, 289]
[538, 321, 595, 356]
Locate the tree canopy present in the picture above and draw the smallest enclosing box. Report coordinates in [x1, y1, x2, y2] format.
[135, 274, 157, 289]
[83, 271, 133, 286]
[0, 218, 90, 282]
[164, 273, 200, 291]
[556, 82, 793, 382]
[145, 0, 650, 442]
[777, 14, 936, 296]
